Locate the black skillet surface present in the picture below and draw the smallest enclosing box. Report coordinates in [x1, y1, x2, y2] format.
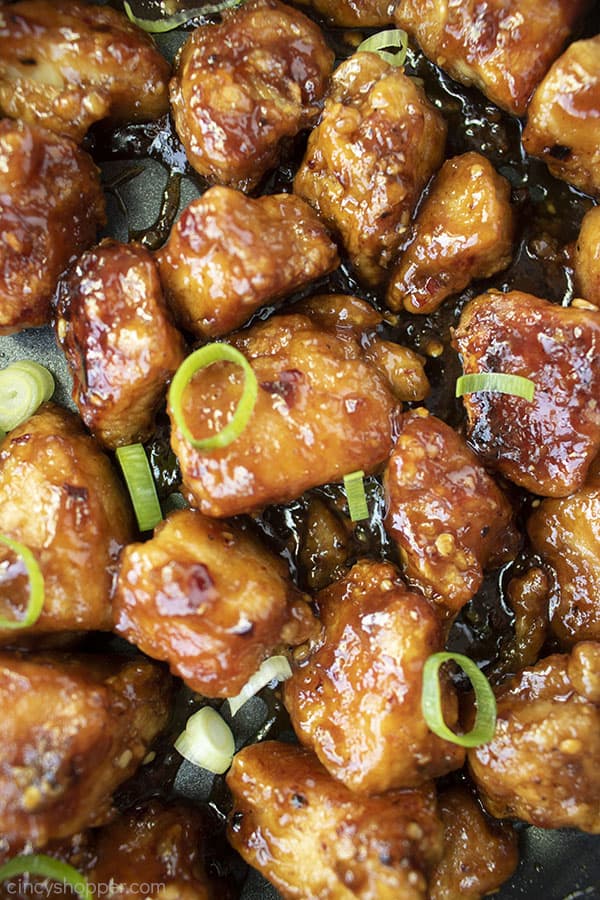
[1, 1, 599, 897]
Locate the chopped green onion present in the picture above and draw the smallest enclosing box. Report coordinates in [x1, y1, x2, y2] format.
[357, 29, 408, 68]
[0, 536, 45, 630]
[456, 373, 535, 402]
[123, 0, 244, 32]
[421, 651, 497, 748]
[169, 343, 258, 451]
[344, 470, 369, 521]
[0, 855, 91, 900]
[116, 443, 163, 532]
[175, 707, 235, 774]
[0, 361, 54, 432]
[227, 655, 293, 717]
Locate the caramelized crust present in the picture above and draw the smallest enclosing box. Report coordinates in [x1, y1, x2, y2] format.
[575, 206, 600, 305]
[453, 290, 600, 497]
[294, 52, 446, 285]
[0, 119, 105, 334]
[170, 0, 333, 190]
[227, 741, 444, 900]
[156, 189, 339, 339]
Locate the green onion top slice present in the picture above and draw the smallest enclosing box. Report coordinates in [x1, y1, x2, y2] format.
[123, 0, 244, 32]
[169, 343, 258, 452]
[175, 706, 235, 774]
[344, 469, 369, 522]
[456, 372, 535, 402]
[0, 536, 45, 631]
[115, 443, 163, 533]
[0, 855, 91, 900]
[357, 29, 408, 68]
[0, 361, 54, 432]
[227, 654, 293, 717]
[421, 651, 497, 748]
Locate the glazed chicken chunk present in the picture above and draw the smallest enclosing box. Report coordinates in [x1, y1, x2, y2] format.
[284, 560, 465, 794]
[156, 188, 339, 339]
[0, 652, 172, 846]
[384, 410, 518, 615]
[114, 509, 315, 697]
[294, 51, 446, 285]
[575, 205, 600, 305]
[523, 36, 600, 198]
[528, 457, 600, 647]
[395, 0, 590, 116]
[296, 0, 393, 26]
[453, 290, 600, 497]
[55, 239, 185, 450]
[170, 0, 334, 191]
[0, 0, 170, 143]
[387, 152, 515, 314]
[0, 405, 135, 643]
[468, 646, 600, 833]
[170, 311, 399, 517]
[0, 119, 105, 334]
[227, 741, 444, 900]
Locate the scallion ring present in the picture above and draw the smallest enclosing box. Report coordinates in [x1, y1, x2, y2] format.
[123, 0, 244, 32]
[227, 655, 293, 717]
[343, 470, 369, 522]
[0, 855, 91, 900]
[169, 343, 258, 451]
[175, 707, 235, 774]
[115, 443, 163, 533]
[421, 651, 496, 748]
[0, 361, 54, 432]
[456, 372, 535, 402]
[357, 29, 408, 68]
[0, 536, 45, 631]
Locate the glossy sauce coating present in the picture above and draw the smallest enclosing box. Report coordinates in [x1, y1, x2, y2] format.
[284, 560, 465, 794]
[296, 0, 393, 26]
[170, 0, 334, 191]
[113, 508, 315, 697]
[294, 52, 446, 285]
[227, 741, 444, 900]
[0, 404, 135, 643]
[575, 205, 600, 305]
[0, 119, 105, 334]
[0, 1, 170, 143]
[0, 652, 172, 846]
[523, 35, 600, 198]
[156, 188, 339, 339]
[395, 0, 590, 116]
[387, 152, 514, 315]
[384, 410, 518, 615]
[453, 290, 600, 497]
[55, 239, 185, 449]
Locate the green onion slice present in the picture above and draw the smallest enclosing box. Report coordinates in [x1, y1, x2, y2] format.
[0, 361, 54, 432]
[123, 0, 244, 32]
[0, 855, 91, 900]
[116, 443, 163, 532]
[456, 372, 535, 402]
[344, 470, 369, 522]
[175, 707, 235, 774]
[0, 536, 45, 631]
[227, 655, 292, 717]
[169, 343, 258, 451]
[421, 651, 497, 748]
[357, 29, 408, 67]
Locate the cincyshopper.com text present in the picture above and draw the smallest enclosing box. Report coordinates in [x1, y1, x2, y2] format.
[6, 880, 166, 897]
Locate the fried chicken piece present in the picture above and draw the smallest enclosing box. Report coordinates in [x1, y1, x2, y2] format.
[296, 0, 393, 26]
[575, 205, 600, 305]
[384, 410, 518, 615]
[0, 119, 105, 334]
[0, 652, 172, 846]
[170, 0, 333, 191]
[170, 312, 398, 517]
[523, 36, 600, 198]
[227, 741, 444, 900]
[453, 290, 600, 497]
[395, 0, 590, 116]
[0, 405, 135, 643]
[294, 52, 446, 285]
[0, 0, 170, 142]
[499, 566, 550, 675]
[284, 560, 465, 794]
[468, 648, 600, 833]
[387, 153, 514, 314]
[155, 188, 339, 339]
[114, 509, 315, 697]
[55, 240, 185, 450]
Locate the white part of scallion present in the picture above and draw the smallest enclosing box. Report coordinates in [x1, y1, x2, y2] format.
[227, 655, 293, 717]
[175, 707, 235, 774]
[344, 470, 369, 522]
[0, 361, 54, 432]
